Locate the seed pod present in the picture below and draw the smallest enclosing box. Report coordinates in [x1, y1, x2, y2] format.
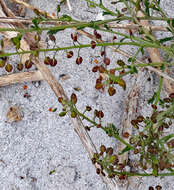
[50, 58, 57, 67]
[71, 111, 77, 118]
[104, 57, 110, 65]
[5, 63, 13, 72]
[76, 56, 83, 65]
[152, 104, 157, 110]
[118, 174, 126, 180]
[101, 51, 105, 56]
[108, 87, 116, 96]
[123, 132, 130, 138]
[44, 56, 51, 65]
[92, 66, 99, 72]
[85, 126, 90, 131]
[106, 147, 113, 155]
[25, 60, 33, 69]
[86, 106, 92, 111]
[137, 115, 144, 122]
[98, 110, 104, 118]
[169, 93, 174, 98]
[71, 93, 77, 104]
[95, 83, 103, 90]
[100, 145, 106, 153]
[0, 59, 6, 67]
[58, 97, 63, 103]
[91, 41, 96, 49]
[163, 98, 171, 103]
[98, 65, 106, 73]
[71, 33, 78, 42]
[155, 185, 162, 190]
[122, 7, 127, 12]
[134, 149, 139, 154]
[67, 51, 73, 58]
[17, 63, 23, 71]
[108, 173, 115, 178]
[96, 168, 100, 175]
[149, 187, 154, 190]
[117, 59, 125, 67]
[167, 139, 174, 148]
[49, 34, 56, 42]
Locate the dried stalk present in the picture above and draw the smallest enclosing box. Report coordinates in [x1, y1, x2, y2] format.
[0, 71, 43, 87]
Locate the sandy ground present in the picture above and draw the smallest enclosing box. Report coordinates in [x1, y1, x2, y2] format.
[0, 0, 174, 190]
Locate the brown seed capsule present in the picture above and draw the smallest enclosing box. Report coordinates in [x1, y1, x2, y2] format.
[169, 93, 174, 98]
[106, 147, 113, 155]
[119, 174, 126, 180]
[58, 97, 63, 103]
[98, 65, 106, 73]
[86, 106, 92, 111]
[108, 87, 116, 96]
[134, 149, 139, 154]
[71, 33, 78, 42]
[137, 115, 144, 122]
[149, 187, 154, 190]
[104, 57, 110, 65]
[122, 132, 130, 138]
[155, 185, 162, 190]
[0, 59, 6, 67]
[121, 7, 127, 12]
[152, 104, 157, 110]
[67, 51, 74, 58]
[98, 110, 104, 118]
[95, 83, 103, 90]
[50, 58, 57, 66]
[76, 56, 83, 65]
[49, 34, 56, 42]
[100, 145, 106, 153]
[96, 124, 101, 128]
[71, 111, 77, 118]
[71, 93, 77, 104]
[96, 168, 100, 174]
[117, 163, 125, 170]
[25, 60, 33, 69]
[5, 63, 13, 72]
[92, 66, 99, 72]
[117, 59, 125, 67]
[101, 51, 105, 56]
[91, 157, 96, 164]
[91, 41, 96, 49]
[44, 56, 51, 65]
[167, 139, 174, 148]
[163, 98, 171, 103]
[17, 63, 23, 71]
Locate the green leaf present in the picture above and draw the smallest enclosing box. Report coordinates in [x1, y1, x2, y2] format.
[11, 34, 22, 49]
[159, 36, 174, 43]
[152, 167, 158, 176]
[148, 93, 157, 104]
[59, 15, 72, 22]
[144, 0, 150, 16]
[160, 134, 174, 142]
[119, 146, 132, 155]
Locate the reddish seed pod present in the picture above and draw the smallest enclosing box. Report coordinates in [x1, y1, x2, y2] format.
[167, 139, 174, 148]
[96, 124, 101, 128]
[113, 35, 117, 40]
[58, 97, 63, 103]
[122, 132, 130, 138]
[50, 58, 57, 66]
[137, 115, 144, 122]
[71, 33, 78, 42]
[91, 41, 96, 49]
[151, 104, 157, 110]
[155, 185, 162, 190]
[98, 65, 106, 73]
[149, 186, 154, 190]
[106, 147, 113, 155]
[108, 86, 116, 96]
[98, 110, 104, 118]
[119, 174, 126, 180]
[101, 51, 105, 56]
[5, 63, 13, 72]
[76, 56, 83, 65]
[94, 29, 98, 36]
[67, 51, 74, 58]
[109, 69, 115, 75]
[25, 60, 33, 69]
[86, 106, 92, 111]
[95, 83, 103, 90]
[92, 66, 99, 72]
[169, 93, 174, 98]
[71, 93, 77, 104]
[163, 98, 171, 103]
[17, 63, 24, 71]
[49, 34, 56, 42]
[134, 149, 139, 154]
[104, 57, 110, 65]
[121, 7, 127, 12]
[44, 56, 51, 65]
[95, 33, 102, 39]
[96, 168, 100, 174]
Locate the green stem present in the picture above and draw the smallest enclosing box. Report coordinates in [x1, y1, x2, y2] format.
[154, 77, 163, 105]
